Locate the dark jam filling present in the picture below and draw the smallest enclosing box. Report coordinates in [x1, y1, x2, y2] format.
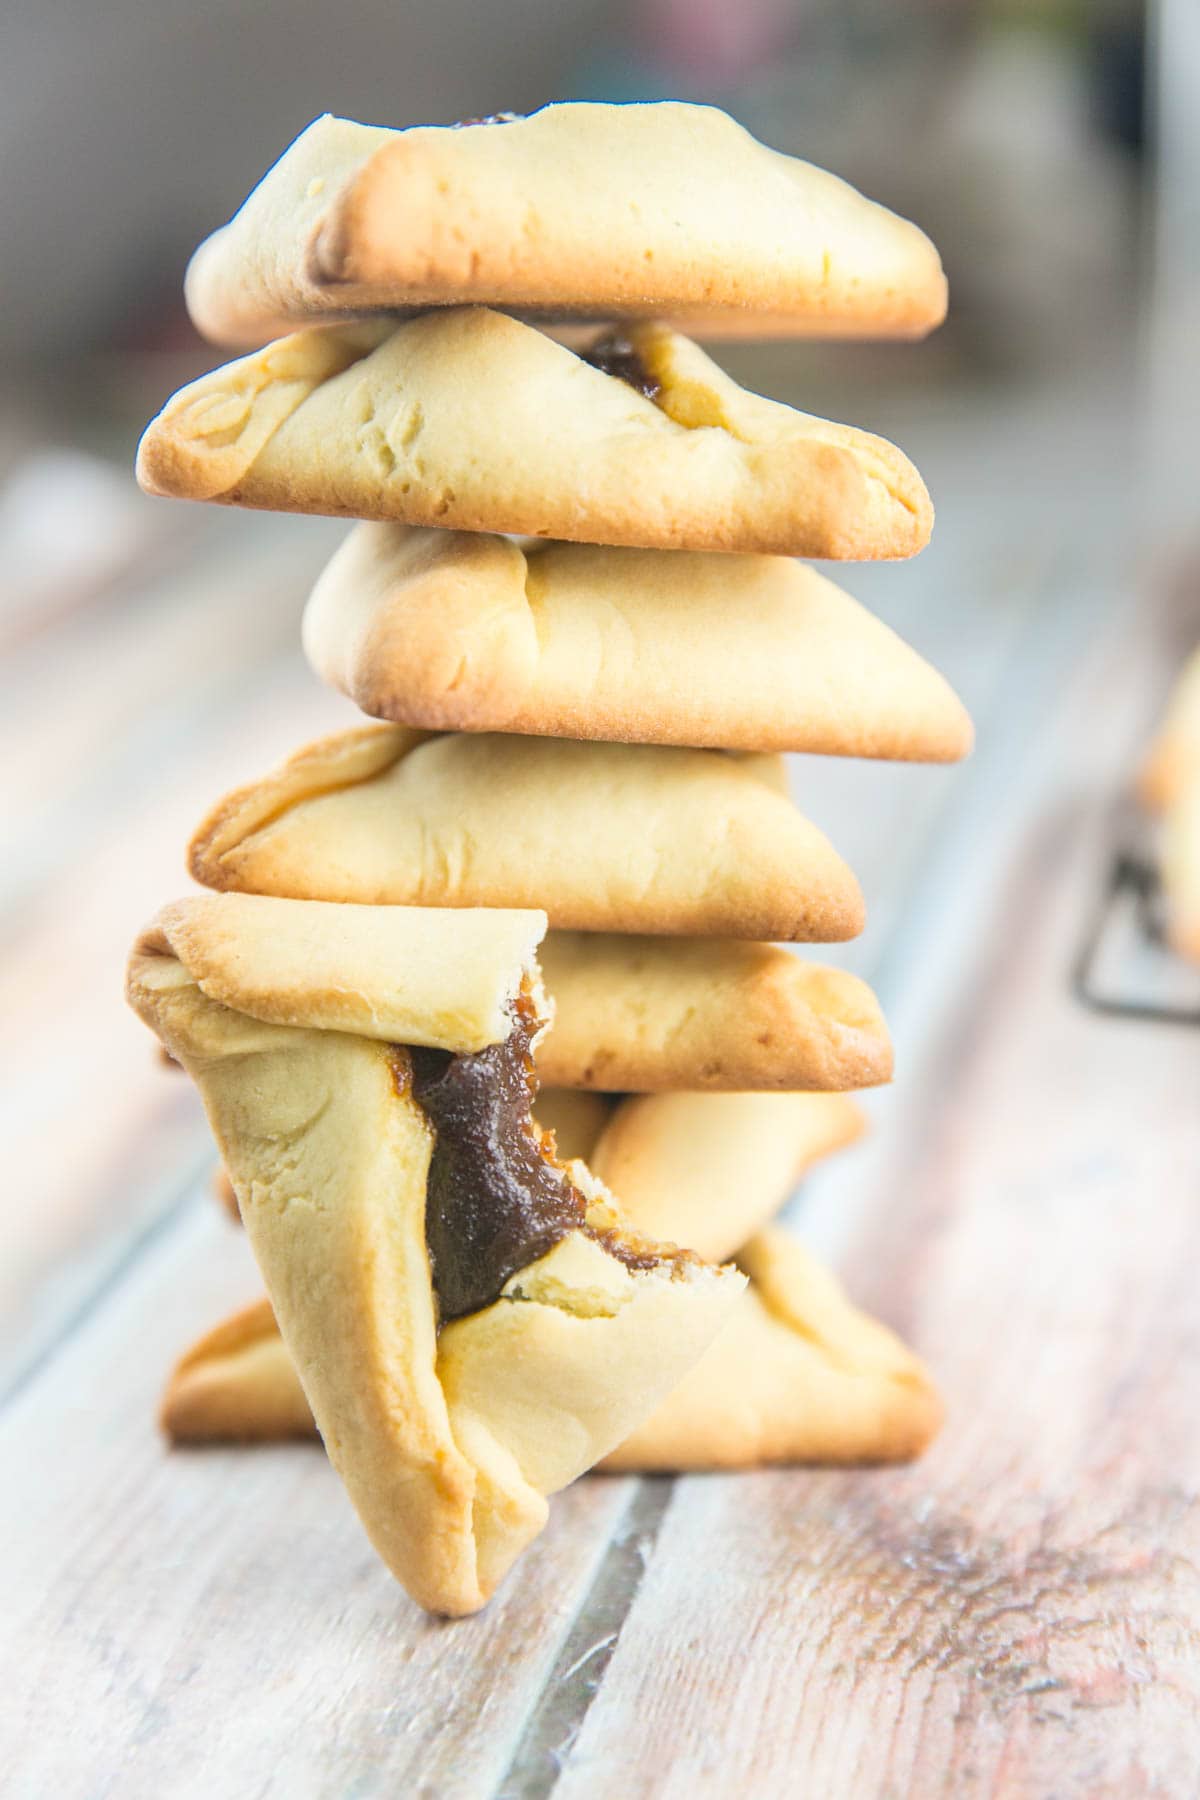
[451, 112, 523, 129]
[582, 332, 662, 402]
[403, 991, 661, 1326]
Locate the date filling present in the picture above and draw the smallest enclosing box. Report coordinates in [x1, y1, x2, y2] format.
[403, 993, 661, 1325]
[450, 111, 523, 129]
[582, 332, 662, 402]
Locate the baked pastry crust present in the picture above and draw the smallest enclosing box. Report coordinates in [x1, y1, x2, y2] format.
[176, 927, 891, 1096]
[139, 889, 549, 1050]
[590, 1095, 939, 1466]
[303, 525, 972, 758]
[183, 105, 947, 347]
[129, 894, 742, 1614]
[532, 1090, 614, 1164]
[212, 1163, 240, 1221]
[167, 1092, 938, 1470]
[162, 1297, 314, 1442]
[136, 308, 933, 560]
[602, 1227, 942, 1471]
[586, 1090, 865, 1264]
[188, 725, 866, 943]
[539, 933, 889, 1092]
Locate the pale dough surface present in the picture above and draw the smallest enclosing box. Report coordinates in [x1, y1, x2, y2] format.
[183, 104, 947, 347]
[602, 1227, 942, 1471]
[130, 899, 742, 1614]
[136, 308, 933, 560]
[586, 1090, 865, 1263]
[539, 933, 890, 1091]
[143, 890, 547, 1051]
[532, 1090, 614, 1164]
[304, 525, 972, 758]
[189, 725, 866, 943]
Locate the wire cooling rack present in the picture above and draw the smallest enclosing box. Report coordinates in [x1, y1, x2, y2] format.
[1073, 802, 1200, 1025]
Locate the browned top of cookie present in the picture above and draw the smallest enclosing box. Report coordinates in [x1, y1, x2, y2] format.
[184, 103, 947, 347]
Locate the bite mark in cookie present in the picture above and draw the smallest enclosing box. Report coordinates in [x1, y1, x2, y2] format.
[408, 984, 684, 1324]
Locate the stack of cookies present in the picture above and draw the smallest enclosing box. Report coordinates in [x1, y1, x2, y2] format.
[128, 103, 971, 1617]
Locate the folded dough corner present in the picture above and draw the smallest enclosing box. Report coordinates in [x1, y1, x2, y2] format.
[135, 308, 932, 560]
[128, 893, 743, 1615]
[302, 524, 973, 761]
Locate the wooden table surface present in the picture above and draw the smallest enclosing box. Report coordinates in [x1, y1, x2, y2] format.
[3, 358, 1199, 1798]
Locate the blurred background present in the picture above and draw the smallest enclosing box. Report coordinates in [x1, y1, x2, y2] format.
[2, 0, 1196, 1364]
[0, 0, 1154, 377]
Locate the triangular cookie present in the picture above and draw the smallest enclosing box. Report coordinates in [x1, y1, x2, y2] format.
[585, 1092, 938, 1465]
[303, 525, 972, 758]
[136, 308, 932, 559]
[183, 104, 946, 347]
[188, 726, 866, 942]
[129, 894, 743, 1614]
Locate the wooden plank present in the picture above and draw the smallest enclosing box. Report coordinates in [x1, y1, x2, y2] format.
[0, 1198, 637, 1800]
[0, 511, 346, 911]
[0, 517, 361, 1377]
[0, 656, 352, 1378]
[543, 563, 1200, 1796]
